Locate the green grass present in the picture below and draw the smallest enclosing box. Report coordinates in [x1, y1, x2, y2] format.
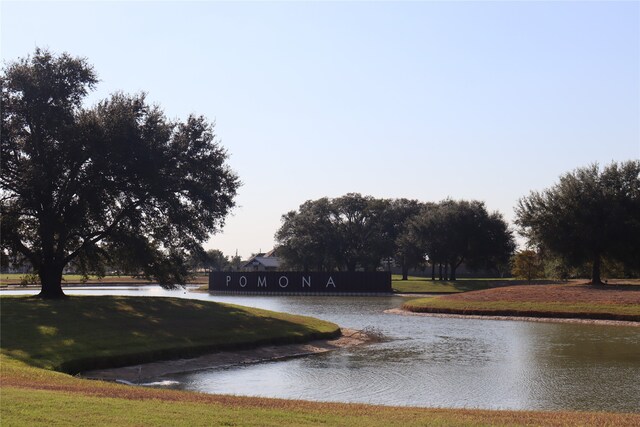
[2, 356, 639, 427]
[1, 273, 97, 280]
[403, 297, 640, 320]
[0, 296, 340, 373]
[0, 273, 209, 286]
[2, 295, 639, 426]
[391, 275, 510, 293]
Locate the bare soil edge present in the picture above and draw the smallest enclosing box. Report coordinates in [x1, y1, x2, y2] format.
[386, 308, 640, 327]
[81, 328, 371, 383]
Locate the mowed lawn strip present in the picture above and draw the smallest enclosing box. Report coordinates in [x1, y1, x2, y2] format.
[392, 275, 505, 293]
[403, 283, 640, 321]
[2, 356, 639, 427]
[0, 273, 210, 286]
[0, 296, 340, 373]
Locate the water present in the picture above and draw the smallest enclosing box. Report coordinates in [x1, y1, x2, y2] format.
[4, 286, 640, 412]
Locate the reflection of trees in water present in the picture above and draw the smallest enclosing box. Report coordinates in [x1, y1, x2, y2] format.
[516, 322, 640, 411]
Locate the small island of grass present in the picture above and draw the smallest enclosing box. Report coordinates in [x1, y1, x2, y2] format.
[402, 281, 640, 322]
[0, 295, 340, 374]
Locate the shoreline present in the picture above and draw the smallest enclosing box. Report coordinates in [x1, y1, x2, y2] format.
[0, 283, 204, 289]
[386, 308, 640, 327]
[81, 328, 372, 383]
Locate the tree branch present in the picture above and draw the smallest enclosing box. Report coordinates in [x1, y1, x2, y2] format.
[63, 199, 144, 264]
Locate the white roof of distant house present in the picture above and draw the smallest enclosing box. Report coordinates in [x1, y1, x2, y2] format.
[242, 252, 280, 269]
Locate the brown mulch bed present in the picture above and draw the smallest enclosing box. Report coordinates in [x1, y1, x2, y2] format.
[438, 282, 640, 305]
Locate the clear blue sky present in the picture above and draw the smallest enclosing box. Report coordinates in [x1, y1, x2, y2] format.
[2, 1, 639, 258]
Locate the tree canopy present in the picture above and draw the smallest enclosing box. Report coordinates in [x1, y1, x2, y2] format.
[515, 161, 640, 284]
[409, 200, 514, 280]
[275, 194, 395, 272]
[275, 194, 514, 277]
[511, 250, 545, 283]
[1, 49, 240, 297]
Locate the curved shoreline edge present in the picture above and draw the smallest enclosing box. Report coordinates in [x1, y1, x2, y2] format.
[81, 328, 372, 383]
[387, 308, 640, 327]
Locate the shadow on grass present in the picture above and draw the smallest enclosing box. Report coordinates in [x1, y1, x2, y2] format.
[0, 296, 340, 374]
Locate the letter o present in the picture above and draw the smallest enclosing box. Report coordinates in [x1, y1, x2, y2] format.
[239, 276, 247, 287]
[279, 276, 289, 288]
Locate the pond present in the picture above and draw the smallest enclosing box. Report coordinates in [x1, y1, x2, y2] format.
[4, 286, 640, 412]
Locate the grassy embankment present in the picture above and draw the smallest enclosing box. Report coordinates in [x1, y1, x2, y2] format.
[403, 282, 640, 321]
[2, 296, 640, 426]
[0, 273, 209, 287]
[0, 296, 339, 373]
[390, 275, 550, 294]
[2, 354, 639, 427]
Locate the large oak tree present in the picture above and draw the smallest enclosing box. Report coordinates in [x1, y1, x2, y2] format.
[275, 194, 397, 272]
[515, 161, 640, 284]
[1, 49, 240, 298]
[410, 200, 515, 280]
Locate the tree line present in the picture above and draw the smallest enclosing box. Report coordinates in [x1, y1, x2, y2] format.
[276, 160, 640, 285]
[2, 49, 639, 298]
[275, 194, 515, 280]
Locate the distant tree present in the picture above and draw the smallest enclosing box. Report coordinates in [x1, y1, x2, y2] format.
[390, 200, 429, 280]
[228, 254, 244, 271]
[276, 194, 404, 272]
[409, 206, 446, 280]
[0, 250, 10, 271]
[412, 200, 515, 280]
[0, 49, 240, 298]
[465, 207, 517, 275]
[515, 161, 640, 285]
[511, 250, 544, 283]
[197, 249, 229, 272]
[275, 198, 337, 271]
[330, 194, 392, 271]
[394, 227, 427, 280]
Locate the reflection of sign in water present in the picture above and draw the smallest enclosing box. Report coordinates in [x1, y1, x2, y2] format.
[210, 271, 391, 294]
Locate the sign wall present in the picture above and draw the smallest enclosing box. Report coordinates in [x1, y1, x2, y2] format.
[209, 271, 392, 294]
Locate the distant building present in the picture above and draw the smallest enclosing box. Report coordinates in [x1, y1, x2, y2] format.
[242, 249, 281, 271]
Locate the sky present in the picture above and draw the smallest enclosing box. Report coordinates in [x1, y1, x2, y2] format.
[2, 0, 639, 259]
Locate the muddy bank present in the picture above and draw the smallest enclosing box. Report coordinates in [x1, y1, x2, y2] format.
[82, 328, 371, 383]
[386, 308, 640, 327]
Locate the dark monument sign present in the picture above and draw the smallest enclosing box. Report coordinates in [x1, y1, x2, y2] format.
[209, 271, 392, 294]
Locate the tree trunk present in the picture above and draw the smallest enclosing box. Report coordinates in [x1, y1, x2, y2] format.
[431, 263, 436, 281]
[438, 263, 443, 281]
[449, 263, 457, 281]
[402, 265, 409, 281]
[37, 263, 66, 298]
[592, 255, 602, 285]
[443, 263, 449, 281]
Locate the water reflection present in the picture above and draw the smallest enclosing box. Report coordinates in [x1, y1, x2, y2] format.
[3, 286, 639, 411]
[515, 321, 640, 411]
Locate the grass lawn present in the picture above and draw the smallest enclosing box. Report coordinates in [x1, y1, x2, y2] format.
[392, 275, 523, 293]
[2, 295, 639, 426]
[0, 296, 339, 373]
[2, 355, 639, 427]
[0, 273, 209, 286]
[403, 282, 640, 321]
